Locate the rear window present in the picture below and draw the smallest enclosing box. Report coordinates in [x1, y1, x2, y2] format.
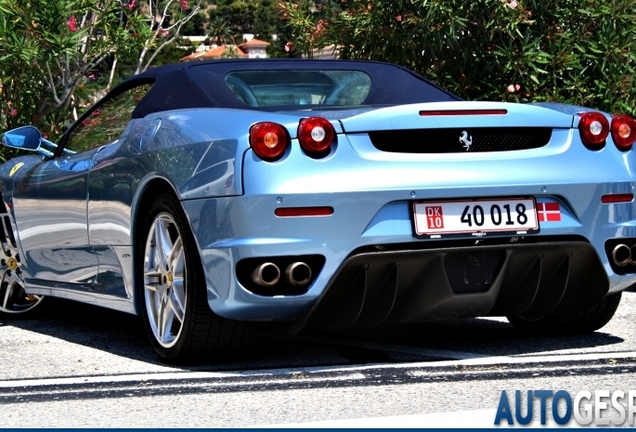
[224, 70, 371, 107]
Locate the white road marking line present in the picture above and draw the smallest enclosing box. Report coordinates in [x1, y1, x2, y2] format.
[1, 351, 633, 391]
[0, 371, 366, 389]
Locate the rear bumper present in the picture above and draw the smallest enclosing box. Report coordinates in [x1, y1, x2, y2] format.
[182, 190, 636, 328]
[299, 239, 609, 331]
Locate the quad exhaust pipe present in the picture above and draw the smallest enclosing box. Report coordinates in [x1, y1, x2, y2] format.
[251, 261, 312, 287]
[285, 262, 312, 287]
[611, 243, 636, 267]
[252, 262, 280, 287]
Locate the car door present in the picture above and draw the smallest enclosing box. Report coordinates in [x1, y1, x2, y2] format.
[11, 84, 150, 290]
[12, 134, 102, 288]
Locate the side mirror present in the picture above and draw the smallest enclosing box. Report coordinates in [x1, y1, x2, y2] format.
[2, 126, 42, 151]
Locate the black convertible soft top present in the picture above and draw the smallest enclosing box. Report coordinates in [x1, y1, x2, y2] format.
[115, 59, 460, 118]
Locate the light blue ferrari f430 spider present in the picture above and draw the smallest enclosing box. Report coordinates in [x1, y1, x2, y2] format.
[1, 59, 635, 363]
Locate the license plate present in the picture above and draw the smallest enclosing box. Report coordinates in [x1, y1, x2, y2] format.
[413, 198, 539, 237]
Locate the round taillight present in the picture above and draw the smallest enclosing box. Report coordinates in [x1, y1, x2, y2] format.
[249, 122, 289, 161]
[578, 111, 609, 148]
[298, 117, 335, 156]
[611, 115, 636, 151]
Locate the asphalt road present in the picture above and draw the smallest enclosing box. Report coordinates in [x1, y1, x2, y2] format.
[1, 288, 635, 427]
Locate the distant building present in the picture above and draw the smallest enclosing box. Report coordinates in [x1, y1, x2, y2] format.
[238, 35, 270, 59]
[179, 34, 272, 62]
[180, 44, 247, 62]
[180, 35, 208, 46]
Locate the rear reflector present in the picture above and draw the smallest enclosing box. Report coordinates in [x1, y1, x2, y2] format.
[419, 109, 508, 116]
[275, 207, 334, 217]
[601, 194, 634, 203]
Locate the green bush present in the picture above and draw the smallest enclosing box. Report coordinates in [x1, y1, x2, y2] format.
[279, 0, 636, 115]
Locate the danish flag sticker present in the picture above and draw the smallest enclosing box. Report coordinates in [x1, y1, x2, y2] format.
[537, 202, 561, 222]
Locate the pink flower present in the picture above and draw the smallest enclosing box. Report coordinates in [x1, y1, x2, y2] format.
[285, 42, 293, 52]
[314, 20, 325, 36]
[396, 15, 402, 22]
[67, 16, 78, 32]
[88, 73, 95, 80]
[507, 84, 516, 93]
[508, 0, 518, 8]
[9, 109, 17, 117]
[127, 0, 137, 9]
[161, 29, 169, 37]
[179, 0, 188, 9]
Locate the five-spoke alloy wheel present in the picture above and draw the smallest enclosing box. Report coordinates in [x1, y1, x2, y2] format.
[139, 194, 250, 364]
[143, 211, 187, 348]
[0, 213, 43, 316]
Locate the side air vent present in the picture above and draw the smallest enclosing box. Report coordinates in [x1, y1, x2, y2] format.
[369, 127, 552, 153]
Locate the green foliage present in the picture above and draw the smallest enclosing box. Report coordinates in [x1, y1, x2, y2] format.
[0, 0, 152, 141]
[0, 0, 202, 135]
[210, 0, 280, 41]
[181, 10, 207, 36]
[279, 0, 636, 115]
[208, 17, 236, 44]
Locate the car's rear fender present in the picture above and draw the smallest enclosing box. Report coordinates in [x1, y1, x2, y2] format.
[137, 109, 342, 201]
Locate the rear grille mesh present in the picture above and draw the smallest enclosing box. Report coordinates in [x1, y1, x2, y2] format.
[369, 127, 552, 153]
[444, 250, 506, 294]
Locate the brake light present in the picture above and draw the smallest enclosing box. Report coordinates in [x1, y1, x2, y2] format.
[249, 122, 289, 161]
[419, 109, 508, 116]
[298, 117, 335, 156]
[611, 115, 636, 151]
[578, 112, 609, 149]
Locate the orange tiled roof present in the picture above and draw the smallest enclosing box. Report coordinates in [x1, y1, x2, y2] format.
[180, 45, 247, 62]
[238, 38, 270, 48]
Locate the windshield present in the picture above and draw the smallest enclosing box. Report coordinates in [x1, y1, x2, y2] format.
[224, 70, 372, 107]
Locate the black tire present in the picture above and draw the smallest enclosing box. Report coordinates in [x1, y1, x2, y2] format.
[138, 193, 250, 364]
[507, 292, 622, 334]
